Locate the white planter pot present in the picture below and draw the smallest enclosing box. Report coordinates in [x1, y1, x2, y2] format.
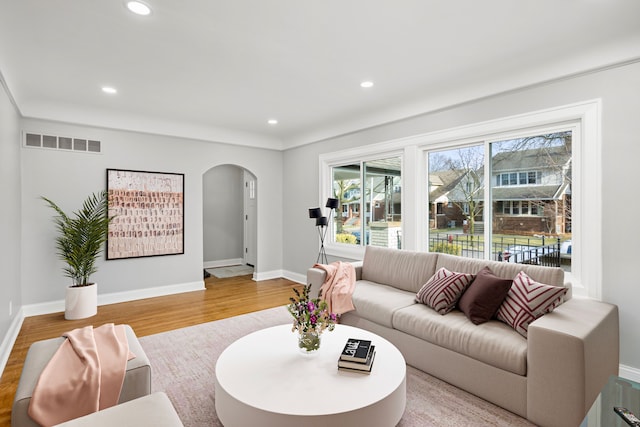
[65, 283, 98, 320]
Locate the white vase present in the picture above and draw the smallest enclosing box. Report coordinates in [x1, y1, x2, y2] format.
[65, 283, 98, 320]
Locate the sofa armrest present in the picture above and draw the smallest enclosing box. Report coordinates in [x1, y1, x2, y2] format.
[306, 261, 363, 299]
[352, 261, 363, 280]
[526, 297, 619, 427]
[307, 267, 327, 299]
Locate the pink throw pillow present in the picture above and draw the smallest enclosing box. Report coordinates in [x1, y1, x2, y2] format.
[416, 267, 475, 314]
[496, 271, 568, 337]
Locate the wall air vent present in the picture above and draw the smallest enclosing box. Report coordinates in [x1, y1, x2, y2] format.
[23, 132, 102, 154]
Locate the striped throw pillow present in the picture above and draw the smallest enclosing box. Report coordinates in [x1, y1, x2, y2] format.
[416, 267, 475, 314]
[496, 271, 568, 337]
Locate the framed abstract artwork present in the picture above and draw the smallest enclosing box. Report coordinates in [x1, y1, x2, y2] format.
[106, 169, 184, 260]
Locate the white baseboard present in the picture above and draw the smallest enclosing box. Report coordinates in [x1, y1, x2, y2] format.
[0, 310, 25, 377]
[253, 269, 284, 281]
[282, 270, 306, 285]
[22, 281, 206, 317]
[203, 258, 244, 269]
[98, 281, 205, 305]
[252, 269, 305, 284]
[619, 364, 640, 383]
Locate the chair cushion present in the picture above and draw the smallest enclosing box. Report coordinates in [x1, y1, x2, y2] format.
[53, 392, 183, 427]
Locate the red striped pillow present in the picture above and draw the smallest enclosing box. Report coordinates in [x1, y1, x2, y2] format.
[416, 268, 475, 314]
[496, 271, 568, 337]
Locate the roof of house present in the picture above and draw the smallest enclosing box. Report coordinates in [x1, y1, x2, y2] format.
[492, 145, 571, 172]
[492, 185, 564, 201]
[429, 170, 466, 201]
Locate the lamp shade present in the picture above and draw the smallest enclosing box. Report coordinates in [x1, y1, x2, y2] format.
[308, 207, 321, 219]
[325, 198, 339, 209]
[316, 216, 328, 226]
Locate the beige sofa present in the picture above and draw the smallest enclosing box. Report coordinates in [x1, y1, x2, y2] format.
[307, 246, 619, 427]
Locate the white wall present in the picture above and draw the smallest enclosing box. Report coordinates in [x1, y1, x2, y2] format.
[0, 81, 21, 344]
[203, 164, 244, 265]
[20, 118, 284, 306]
[283, 60, 640, 375]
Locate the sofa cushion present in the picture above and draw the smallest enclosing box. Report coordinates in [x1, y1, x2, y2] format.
[351, 280, 417, 328]
[496, 271, 568, 337]
[458, 266, 512, 325]
[415, 267, 475, 314]
[392, 303, 528, 375]
[361, 246, 438, 293]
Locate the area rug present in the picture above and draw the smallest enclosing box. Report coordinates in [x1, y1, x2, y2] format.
[205, 264, 254, 278]
[139, 307, 535, 427]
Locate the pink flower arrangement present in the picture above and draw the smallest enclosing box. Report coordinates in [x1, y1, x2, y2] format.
[287, 284, 336, 335]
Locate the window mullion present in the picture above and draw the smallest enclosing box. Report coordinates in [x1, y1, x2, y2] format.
[484, 141, 493, 260]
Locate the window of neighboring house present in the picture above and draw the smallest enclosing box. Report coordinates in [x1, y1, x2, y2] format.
[321, 100, 601, 298]
[501, 201, 543, 216]
[496, 171, 542, 186]
[436, 203, 443, 214]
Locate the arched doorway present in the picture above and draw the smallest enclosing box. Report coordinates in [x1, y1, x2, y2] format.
[202, 165, 257, 277]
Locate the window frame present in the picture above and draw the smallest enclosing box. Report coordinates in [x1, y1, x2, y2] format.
[320, 100, 601, 298]
[320, 149, 405, 260]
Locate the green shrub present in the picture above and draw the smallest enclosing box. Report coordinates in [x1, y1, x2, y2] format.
[430, 242, 462, 256]
[336, 233, 357, 244]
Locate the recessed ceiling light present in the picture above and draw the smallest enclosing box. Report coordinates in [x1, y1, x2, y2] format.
[267, 119, 278, 125]
[102, 86, 117, 94]
[126, 1, 152, 16]
[360, 81, 374, 88]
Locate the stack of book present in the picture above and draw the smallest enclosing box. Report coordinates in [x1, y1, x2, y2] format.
[338, 338, 376, 374]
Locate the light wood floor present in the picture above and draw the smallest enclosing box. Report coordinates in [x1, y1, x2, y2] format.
[0, 274, 301, 426]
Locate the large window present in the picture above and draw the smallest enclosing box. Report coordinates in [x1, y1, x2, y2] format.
[330, 157, 402, 248]
[320, 100, 601, 298]
[428, 144, 484, 257]
[427, 132, 572, 270]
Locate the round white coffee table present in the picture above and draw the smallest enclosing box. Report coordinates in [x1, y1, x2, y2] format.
[215, 324, 406, 427]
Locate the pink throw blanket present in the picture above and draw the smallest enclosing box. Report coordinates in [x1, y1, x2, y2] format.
[28, 324, 134, 427]
[315, 261, 356, 315]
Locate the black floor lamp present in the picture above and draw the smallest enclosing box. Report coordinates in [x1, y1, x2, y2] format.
[308, 198, 339, 265]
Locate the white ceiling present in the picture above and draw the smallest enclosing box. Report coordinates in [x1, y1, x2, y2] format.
[1, 1, 640, 151]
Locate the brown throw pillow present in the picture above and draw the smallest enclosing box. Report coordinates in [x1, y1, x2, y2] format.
[458, 266, 512, 325]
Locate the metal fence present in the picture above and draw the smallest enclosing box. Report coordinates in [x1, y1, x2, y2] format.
[429, 233, 562, 267]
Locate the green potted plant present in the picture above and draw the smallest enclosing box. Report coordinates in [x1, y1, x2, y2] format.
[42, 190, 112, 319]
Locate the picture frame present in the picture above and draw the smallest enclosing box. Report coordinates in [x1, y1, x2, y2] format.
[106, 168, 184, 260]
